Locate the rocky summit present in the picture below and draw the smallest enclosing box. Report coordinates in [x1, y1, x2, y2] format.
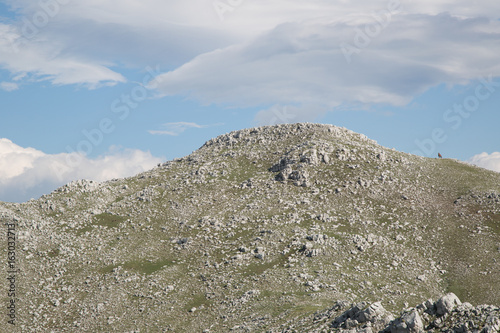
[1, 123, 499, 332]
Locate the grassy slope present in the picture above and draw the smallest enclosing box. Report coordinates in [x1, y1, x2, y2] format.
[1, 124, 499, 332]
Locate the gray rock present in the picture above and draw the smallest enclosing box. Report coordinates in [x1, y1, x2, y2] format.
[357, 302, 392, 323]
[269, 158, 295, 172]
[484, 314, 500, 333]
[300, 149, 320, 165]
[435, 293, 461, 316]
[275, 165, 293, 181]
[389, 309, 424, 333]
[332, 301, 393, 331]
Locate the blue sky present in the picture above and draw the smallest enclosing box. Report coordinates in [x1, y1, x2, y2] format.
[1, 0, 500, 202]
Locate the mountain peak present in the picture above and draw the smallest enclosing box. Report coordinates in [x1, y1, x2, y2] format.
[202, 122, 377, 149]
[2, 123, 499, 332]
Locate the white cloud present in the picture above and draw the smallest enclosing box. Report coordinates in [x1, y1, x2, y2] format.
[0, 1, 235, 83]
[467, 152, 500, 173]
[1, 0, 499, 100]
[149, 122, 216, 136]
[152, 13, 500, 122]
[0, 138, 163, 203]
[0, 23, 126, 88]
[0, 81, 19, 91]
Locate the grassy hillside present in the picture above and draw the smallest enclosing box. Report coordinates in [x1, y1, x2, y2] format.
[1, 123, 499, 332]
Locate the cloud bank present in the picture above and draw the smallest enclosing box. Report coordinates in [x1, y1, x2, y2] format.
[468, 152, 500, 173]
[153, 13, 500, 122]
[1, 0, 499, 96]
[0, 138, 163, 203]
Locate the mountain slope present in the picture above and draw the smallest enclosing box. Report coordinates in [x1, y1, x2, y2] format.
[1, 123, 499, 332]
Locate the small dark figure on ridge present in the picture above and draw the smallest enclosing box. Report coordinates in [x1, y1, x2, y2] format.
[438, 153, 443, 158]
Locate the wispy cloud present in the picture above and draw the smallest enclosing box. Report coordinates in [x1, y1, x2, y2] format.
[0, 138, 163, 203]
[468, 152, 500, 173]
[148, 122, 221, 136]
[0, 23, 126, 88]
[0, 81, 19, 91]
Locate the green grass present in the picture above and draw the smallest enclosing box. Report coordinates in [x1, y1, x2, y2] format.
[242, 249, 299, 277]
[47, 248, 60, 258]
[444, 276, 471, 301]
[94, 213, 126, 227]
[100, 259, 176, 275]
[184, 294, 212, 312]
[76, 213, 127, 235]
[485, 213, 500, 235]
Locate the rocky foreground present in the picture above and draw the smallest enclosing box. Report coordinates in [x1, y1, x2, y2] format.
[1, 123, 499, 332]
[276, 292, 500, 332]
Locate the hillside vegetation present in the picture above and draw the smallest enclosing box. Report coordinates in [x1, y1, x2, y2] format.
[1, 123, 499, 332]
